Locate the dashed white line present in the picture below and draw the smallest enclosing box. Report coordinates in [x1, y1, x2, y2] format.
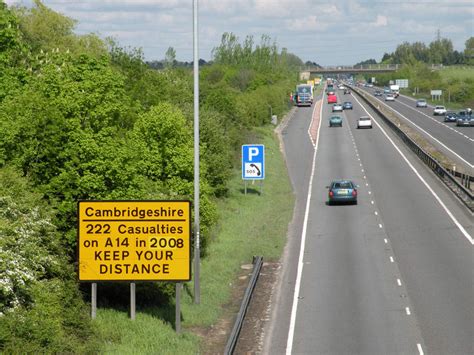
[370, 95, 473, 168]
[390, 256, 395, 263]
[406, 307, 411, 315]
[417, 343, 424, 355]
[374, 211, 378, 215]
[371, 200, 374, 204]
[378, 223, 383, 228]
[397, 278, 402, 286]
[352, 94, 474, 245]
[384, 239, 388, 244]
[368, 191, 372, 194]
[396, 96, 474, 144]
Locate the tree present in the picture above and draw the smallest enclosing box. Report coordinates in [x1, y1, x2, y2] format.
[465, 37, 474, 65]
[13, 0, 106, 57]
[164, 46, 176, 68]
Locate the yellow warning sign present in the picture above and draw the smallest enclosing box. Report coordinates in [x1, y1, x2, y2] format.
[78, 201, 191, 281]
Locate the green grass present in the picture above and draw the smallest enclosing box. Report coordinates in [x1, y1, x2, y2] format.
[438, 66, 474, 81]
[93, 125, 295, 353]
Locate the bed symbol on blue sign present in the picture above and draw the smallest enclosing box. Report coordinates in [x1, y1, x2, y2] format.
[242, 145, 265, 180]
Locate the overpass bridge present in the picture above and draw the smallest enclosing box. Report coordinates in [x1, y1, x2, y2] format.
[301, 64, 400, 77]
[300, 64, 401, 80]
[300, 63, 443, 79]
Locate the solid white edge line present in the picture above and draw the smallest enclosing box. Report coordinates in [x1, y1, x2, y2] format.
[370, 93, 473, 168]
[417, 343, 424, 355]
[395, 96, 474, 143]
[286, 89, 324, 355]
[352, 94, 474, 245]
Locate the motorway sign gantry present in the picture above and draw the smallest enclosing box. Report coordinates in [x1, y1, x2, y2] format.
[242, 144, 265, 180]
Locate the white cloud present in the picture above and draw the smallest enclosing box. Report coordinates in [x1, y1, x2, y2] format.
[3, 0, 473, 65]
[372, 15, 388, 27]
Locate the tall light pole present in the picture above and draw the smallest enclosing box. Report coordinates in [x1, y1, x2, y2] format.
[193, 0, 201, 304]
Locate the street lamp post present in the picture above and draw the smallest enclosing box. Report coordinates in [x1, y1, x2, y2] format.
[193, 0, 201, 304]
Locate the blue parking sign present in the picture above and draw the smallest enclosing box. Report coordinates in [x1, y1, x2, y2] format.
[242, 144, 265, 180]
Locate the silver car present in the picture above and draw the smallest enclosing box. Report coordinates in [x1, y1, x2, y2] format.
[416, 99, 427, 108]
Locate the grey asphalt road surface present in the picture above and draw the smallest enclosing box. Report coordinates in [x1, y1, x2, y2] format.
[265, 88, 473, 355]
[358, 86, 474, 170]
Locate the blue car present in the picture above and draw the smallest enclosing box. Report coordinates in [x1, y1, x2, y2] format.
[444, 111, 458, 122]
[329, 116, 343, 127]
[327, 180, 358, 205]
[343, 101, 353, 110]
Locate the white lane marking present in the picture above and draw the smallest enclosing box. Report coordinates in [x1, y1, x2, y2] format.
[371, 200, 374, 204]
[370, 95, 473, 167]
[361, 169, 365, 173]
[364, 175, 367, 179]
[307, 99, 321, 147]
[379, 223, 383, 228]
[375, 211, 378, 215]
[286, 88, 324, 355]
[396, 97, 474, 143]
[390, 256, 395, 263]
[406, 307, 411, 315]
[384, 239, 388, 244]
[417, 343, 424, 355]
[365, 183, 369, 186]
[352, 94, 474, 245]
[368, 191, 372, 194]
[397, 278, 402, 286]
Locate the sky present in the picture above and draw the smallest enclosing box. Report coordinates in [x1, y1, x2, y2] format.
[4, 0, 474, 66]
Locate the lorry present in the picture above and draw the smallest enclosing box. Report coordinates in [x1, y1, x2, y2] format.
[295, 84, 313, 107]
[390, 84, 400, 98]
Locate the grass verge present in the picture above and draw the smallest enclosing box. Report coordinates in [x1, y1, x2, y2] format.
[93, 124, 295, 353]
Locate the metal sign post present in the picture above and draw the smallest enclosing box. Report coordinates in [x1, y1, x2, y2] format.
[130, 282, 136, 320]
[91, 283, 97, 319]
[242, 145, 265, 194]
[176, 282, 181, 333]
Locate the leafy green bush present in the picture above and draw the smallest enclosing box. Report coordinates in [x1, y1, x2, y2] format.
[0, 167, 97, 352]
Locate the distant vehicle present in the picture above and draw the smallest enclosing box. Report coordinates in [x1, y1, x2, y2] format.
[344, 89, 351, 95]
[390, 84, 400, 97]
[357, 116, 373, 129]
[343, 102, 353, 110]
[444, 111, 458, 122]
[374, 90, 382, 97]
[332, 103, 343, 112]
[385, 94, 395, 101]
[327, 94, 337, 104]
[383, 87, 391, 94]
[338, 85, 345, 90]
[295, 84, 313, 107]
[456, 116, 473, 127]
[456, 110, 474, 126]
[327, 180, 358, 205]
[433, 105, 447, 116]
[329, 115, 343, 127]
[416, 99, 427, 108]
[367, 83, 374, 88]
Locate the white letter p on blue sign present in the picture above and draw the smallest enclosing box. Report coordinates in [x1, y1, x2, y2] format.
[248, 147, 259, 161]
[242, 144, 265, 180]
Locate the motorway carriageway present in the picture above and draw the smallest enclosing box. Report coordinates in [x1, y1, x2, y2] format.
[264, 89, 473, 355]
[359, 85, 473, 172]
